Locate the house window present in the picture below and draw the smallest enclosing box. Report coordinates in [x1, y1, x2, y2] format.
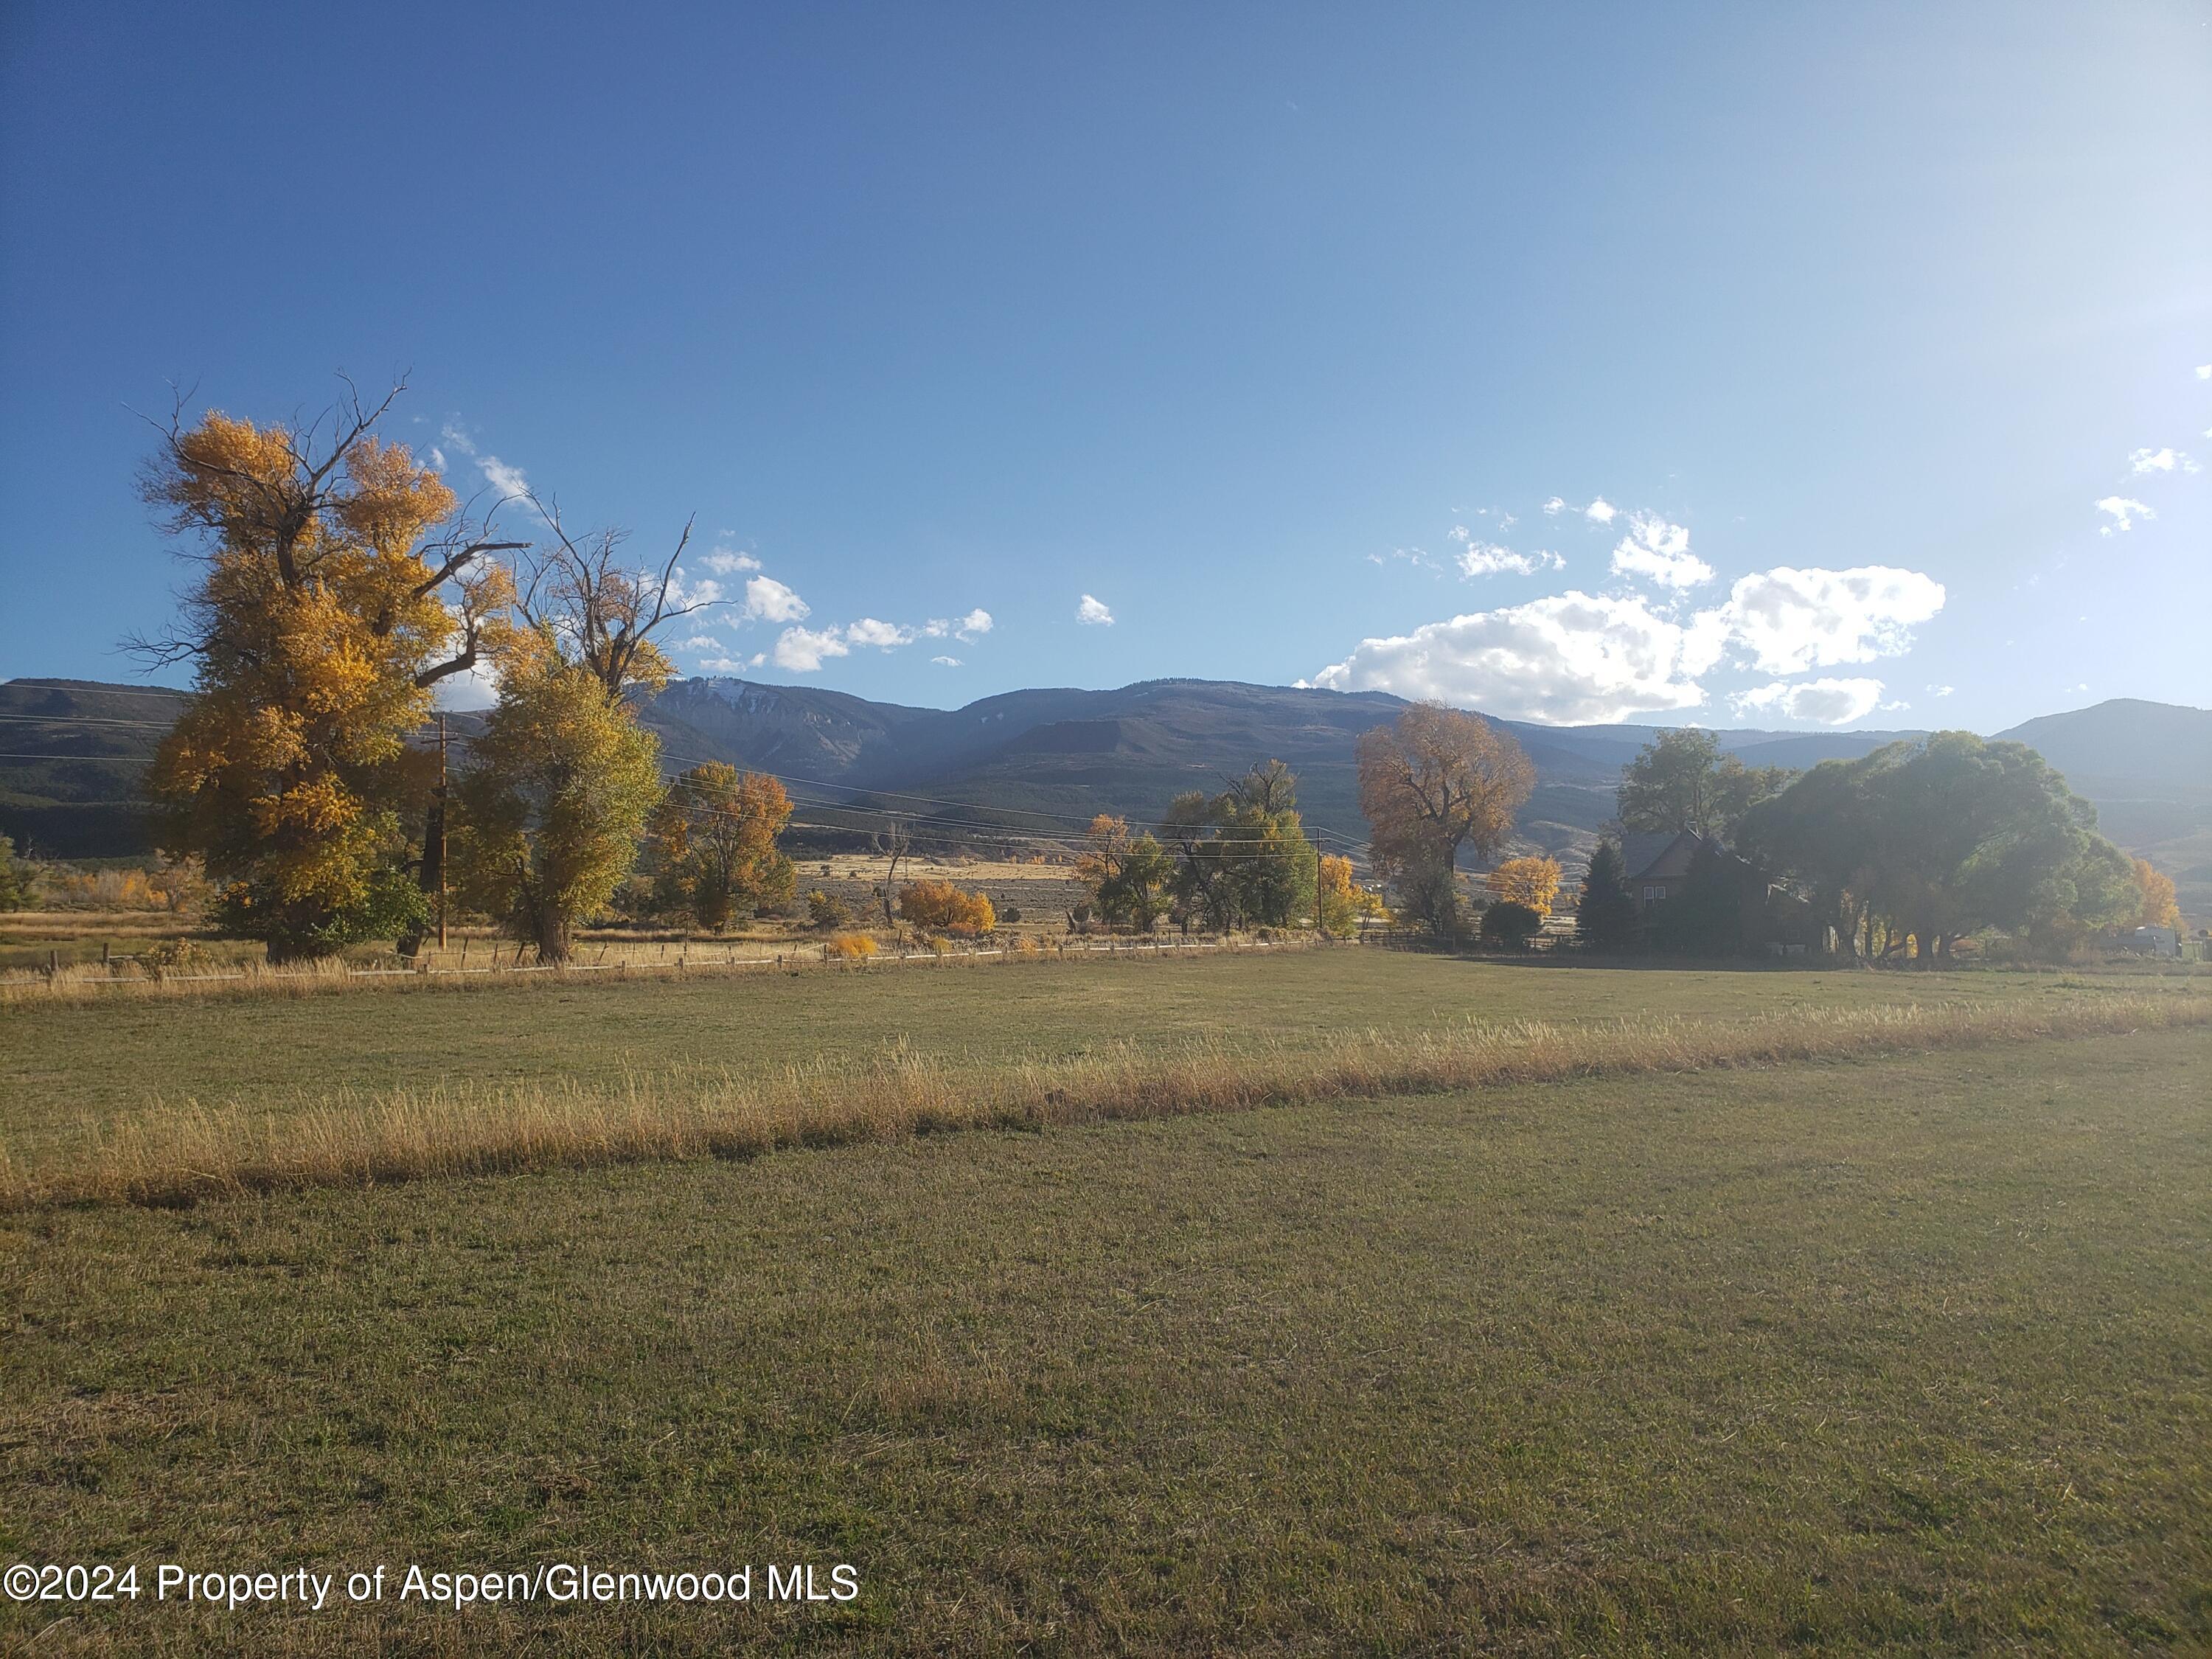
[1643, 885, 1663, 902]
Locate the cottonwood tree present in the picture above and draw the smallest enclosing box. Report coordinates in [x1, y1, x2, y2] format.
[515, 495, 699, 700]
[1617, 728, 1792, 843]
[1158, 762, 1320, 932]
[1077, 814, 1173, 930]
[449, 509, 698, 963]
[1316, 853, 1388, 938]
[1739, 732, 2138, 962]
[1485, 855, 1562, 917]
[1357, 704, 1534, 936]
[874, 820, 911, 926]
[0, 835, 29, 911]
[646, 764, 796, 931]
[448, 630, 663, 962]
[134, 382, 521, 959]
[2133, 858, 2181, 930]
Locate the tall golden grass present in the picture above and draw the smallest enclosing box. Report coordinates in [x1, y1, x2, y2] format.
[4, 990, 2202, 1211]
[0, 933, 1302, 1007]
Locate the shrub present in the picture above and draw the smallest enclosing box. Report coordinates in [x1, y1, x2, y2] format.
[143, 937, 206, 978]
[897, 878, 995, 936]
[825, 932, 877, 962]
[806, 889, 852, 930]
[1001, 905, 1022, 924]
[1479, 900, 1543, 949]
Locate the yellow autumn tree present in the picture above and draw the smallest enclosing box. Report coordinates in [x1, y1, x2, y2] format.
[2132, 858, 2181, 930]
[1316, 853, 1388, 937]
[646, 764, 796, 931]
[137, 386, 518, 959]
[1486, 855, 1563, 917]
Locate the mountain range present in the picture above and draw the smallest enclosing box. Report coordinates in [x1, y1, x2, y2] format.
[5, 675, 2207, 911]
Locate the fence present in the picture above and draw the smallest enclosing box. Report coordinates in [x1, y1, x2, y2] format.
[2, 931, 1321, 993]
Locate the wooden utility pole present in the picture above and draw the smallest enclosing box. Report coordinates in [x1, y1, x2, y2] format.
[434, 713, 448, 948]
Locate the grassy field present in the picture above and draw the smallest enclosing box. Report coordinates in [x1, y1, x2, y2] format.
[3, 954, 2208, 1653]
[0, 949, 2109, 1147]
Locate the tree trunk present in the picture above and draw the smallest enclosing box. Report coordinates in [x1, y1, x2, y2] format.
[535, 911, 572, 964]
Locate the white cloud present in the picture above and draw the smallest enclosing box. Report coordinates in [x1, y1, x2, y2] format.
[1705, 566, 1946, 674]
[425, 445, 447, 472]
[771, 626, 849, 672]
[1927, 684, 1955, 698]
[931, 655, 961, 667]
[742, 576, 810, 622]
[1457, 542, 1566, 578]
[702, 548, 761, 574]
[1729, 678, 1886, 725]
[697, 657, 747, 673]
[1077, 594, 1115, 626]
[437, 421, 545, 521]
[1309, 555, 1947, 723]
[667, 571, 724, 608]
[2095, 496, 2154, 534]
[1542, 497, 1566, 516]
[845, 617, 915, 650]
[1608, 512, 1714, 589]
[672, 634, 726, 653]
[2198, 364, 2211, 379]
[923, 608, 994, 641]
[1310, 591, 1714, 724]
[431, 657, 501, 712]
[2127, 447, 2198, 476]
[1583, 498, 1618, 525]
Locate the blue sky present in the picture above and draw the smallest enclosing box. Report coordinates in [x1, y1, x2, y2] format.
[2, 1, 2206, 731]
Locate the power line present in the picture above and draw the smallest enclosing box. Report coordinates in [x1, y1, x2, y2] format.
[0, 714, 175, 730]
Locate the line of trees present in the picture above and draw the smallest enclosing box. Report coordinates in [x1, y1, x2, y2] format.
[1573, 726, 2180, 961]
[133, 384, 799, 963]
[1077, 761, 1335, 933]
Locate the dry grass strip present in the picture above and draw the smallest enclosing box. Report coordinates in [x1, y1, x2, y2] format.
[4, 990, 2204, 1211]
[0, 935, 1304, 1008]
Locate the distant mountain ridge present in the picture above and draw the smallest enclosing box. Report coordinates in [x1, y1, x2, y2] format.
[4, 675, 2205, 908]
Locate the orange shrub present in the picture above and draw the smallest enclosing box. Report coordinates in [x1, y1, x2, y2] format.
[897, 879, 996, 936]
[825, 933, 878, 962]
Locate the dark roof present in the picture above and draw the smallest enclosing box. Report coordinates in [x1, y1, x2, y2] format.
[1620, 830, 1705, 882]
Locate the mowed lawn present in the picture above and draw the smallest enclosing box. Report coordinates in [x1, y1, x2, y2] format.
[0, 949, 2094, 1152]
[2, 990, 2208, 1653]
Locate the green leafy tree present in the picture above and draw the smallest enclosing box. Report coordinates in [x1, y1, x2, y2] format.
[0, 834, 32, 911]
[1574, 840, 1638, 951]
[1739, 731, 2136, 963]
[1213, 762, 1318, 929]
[1618, 728, 1792, 842]
[1158, 762, 1318, 931]
[1735, 757, 1880, 954]
[1478, 900, 1543, 949]
[449, 635, 664, 962]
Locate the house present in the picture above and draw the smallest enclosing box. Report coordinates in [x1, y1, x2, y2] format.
[2124, 925, 2181, 959]
[1618, 830, 1706, 911]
